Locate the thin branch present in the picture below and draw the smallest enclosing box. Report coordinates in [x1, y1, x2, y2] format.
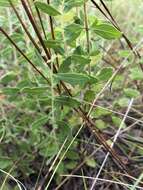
[90, 0, 141, 60]
[9, 0, 40, 53]
[47, 0, 60, 69]
[20, 0, 51, 62]
[90, 99, 134, 190]
[32, 0, 47, 40]
[83, 1, 91, 74]
[61, 174, 143, 190]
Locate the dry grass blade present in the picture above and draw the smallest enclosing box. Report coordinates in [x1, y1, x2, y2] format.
[61, 174, 143, 190]
[0, 168, 26, 190]
[90, 98, 134, 190]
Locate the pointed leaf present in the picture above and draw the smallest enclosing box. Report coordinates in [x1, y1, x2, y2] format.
[0, 72, 17, 84]
[124, 88, 140, 98]
[44, 39, 64, 55]
[2, 87, 19, 95]
[64, 23, 83, 44]
[96, 67, 113, 81]
[44, 40, 61, 48]
[55, 73, 97, 86]
[31, 115, 49, 130]
[21, 87, 48, 95]
[92, 23, 122, 40]
[35, 1, 61, 16]
[64, 0, 85, 12]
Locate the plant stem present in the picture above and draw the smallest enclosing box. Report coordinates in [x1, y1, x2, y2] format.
[90, 0, 141, 59]
[84, 2, 90, 54]
[21, 0, 51, 61]
[33, 0, 47, 40]
[84, 3, 91, 74]
[9, 0, 40, 53]
[47, 0, 60, 69]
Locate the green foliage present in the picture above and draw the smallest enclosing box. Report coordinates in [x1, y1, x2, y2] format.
[0, 72, 17, 84]
[85, 158, 97, 168]
[0, 0, 143, 189]
[124, 88, 140, 98]
[92, 22, 122, 40]
[64, 23, 83, 45]
[96, 67, 113, 81]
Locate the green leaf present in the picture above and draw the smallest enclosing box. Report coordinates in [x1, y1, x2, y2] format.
[0, 47, 11, 56]
[64, 23, 83, 44]
[118, 50, 130, 58]
[35, 1, 61, 16]
[73, 45, 85, 55]
[66, 161, 77, 169]
[0, 16, 5, 27]
[0, 72, 17, 84]
[39, 95, 80, 108]
[31, 115, 49, 130]
[10, 33, 24, 42]
[52, 161, 65, 174]
[21, 87, 48, 95]
[44, 39, 64, 55]
[55, 73, 97, 86]
[92, 107, 110, 118]
[2, 87, 19, 95]
[44, 40, 62, 48]
[59, 57, 72, 73]
[124, 88, 140, 98]
[57, 121, 71, 141]
[92, 23, 122, 40]
[96, 119, 106, 129]
[129, 67, 143, 80]
[64, 0, 85, 12]
[84, 90, 95, 102]
[0, 158, 12, 169]
[117, 98, 130, 107]
[86, 158, 96, 168]
[39, 137, 59, 157]
[55, 96, 81, 108]
[66, 151, 79, 160]
[112, 116, 126, 128]
[55, 73, 89, 86]
[72, 54, 91, 66]
[96, 67, 113, 81]
[59, 55, 91, 73]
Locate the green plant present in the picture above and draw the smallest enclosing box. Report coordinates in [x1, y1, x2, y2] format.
[0, 0, 143, 189]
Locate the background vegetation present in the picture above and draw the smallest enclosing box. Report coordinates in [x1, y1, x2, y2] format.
[0, 0, 143, 189]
